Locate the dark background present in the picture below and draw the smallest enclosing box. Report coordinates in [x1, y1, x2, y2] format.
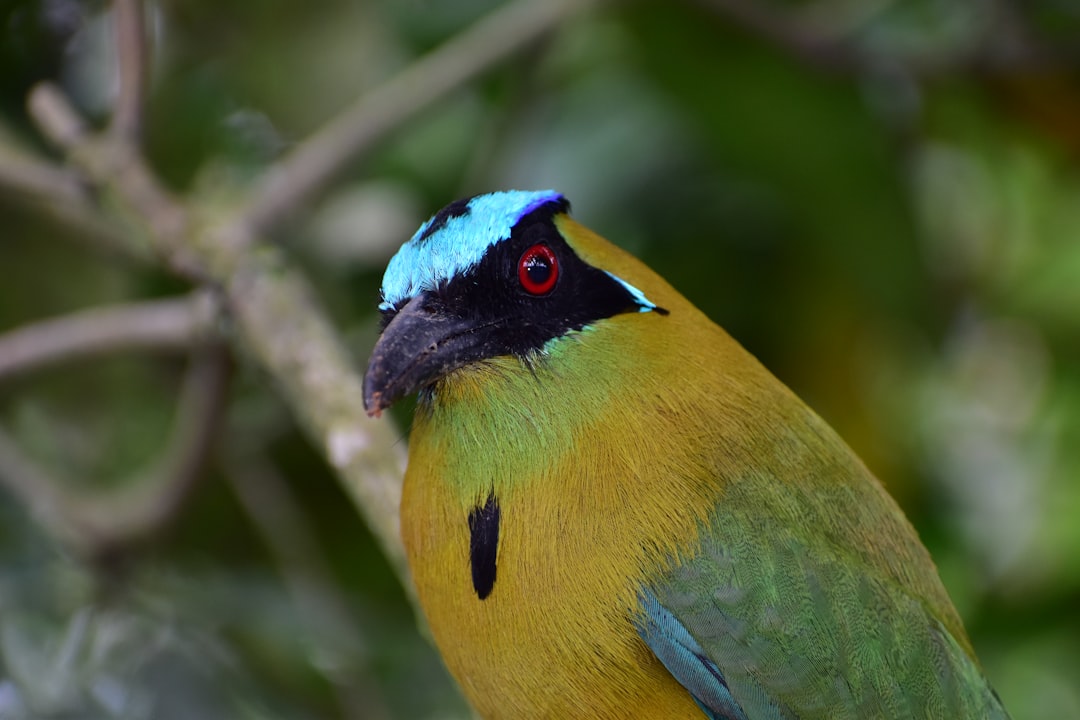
[1, 0, 1079, 718]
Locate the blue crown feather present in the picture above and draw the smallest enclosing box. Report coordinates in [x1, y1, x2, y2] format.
[379, 190, 565, 311]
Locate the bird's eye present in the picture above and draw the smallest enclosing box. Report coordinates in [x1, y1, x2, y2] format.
[518, 244, 559, 295]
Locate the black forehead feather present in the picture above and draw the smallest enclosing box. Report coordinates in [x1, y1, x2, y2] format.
[416, 196, 474, 245]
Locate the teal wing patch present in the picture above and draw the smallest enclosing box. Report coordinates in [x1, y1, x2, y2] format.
[639, 488, 1010, 720]
[637, 589, 750, 720]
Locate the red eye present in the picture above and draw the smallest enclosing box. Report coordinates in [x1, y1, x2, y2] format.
[518, 244, 559, 295]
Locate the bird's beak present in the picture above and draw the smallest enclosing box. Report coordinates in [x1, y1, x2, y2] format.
[363, 292, 491, 416]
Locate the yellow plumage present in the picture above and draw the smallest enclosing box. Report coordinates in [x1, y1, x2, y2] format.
[397, 216, 969, 718]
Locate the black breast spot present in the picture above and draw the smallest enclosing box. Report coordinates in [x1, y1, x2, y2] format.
[468, 492, 500, 600]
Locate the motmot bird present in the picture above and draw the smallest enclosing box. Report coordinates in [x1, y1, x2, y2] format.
[363, 190, 1008, 719]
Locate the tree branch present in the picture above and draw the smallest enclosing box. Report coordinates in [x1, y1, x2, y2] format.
[7, 0, 595, 587]
[86, 340, 232, 556]
[0, 149, 87, 202]
[110, 0, 148, 142]
[234, 0, 596, 240]
[0, 292, 217, 382]
[0, 340, 231, 559]
[25, 79, 411, 582]
[0, 425, 82, 546]
[222, 254, 410, 576]
[0, 139, 140, 259]
[28, 84, 200, 278]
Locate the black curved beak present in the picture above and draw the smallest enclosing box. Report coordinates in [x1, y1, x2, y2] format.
[363, 292, 497, 416]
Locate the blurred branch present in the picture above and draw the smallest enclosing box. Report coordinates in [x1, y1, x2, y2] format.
[0, 426, 81, 546]
[110, 0, 148, 142]
[0, 150, 87, 202]
[3, 0, 596, 589]
[0, 292, 217, 382]
[23, 86, 411, 580]
[235, 0, 596, 240]
[0, 341, 231, 559]
[225, 451, 392, 720]
[28, 84, 200, 278]
[221, 256, 410, 577]
[0, 144, 131, 254]
[86, 340, 232, 556]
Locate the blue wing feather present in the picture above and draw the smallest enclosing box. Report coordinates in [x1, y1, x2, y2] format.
[636, 515, 1009, 720]
[637, 589, 751, 720]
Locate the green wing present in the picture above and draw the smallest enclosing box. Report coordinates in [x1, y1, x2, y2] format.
[639, 474, 1008, 720]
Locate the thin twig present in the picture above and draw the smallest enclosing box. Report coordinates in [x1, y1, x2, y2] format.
[0, 141, 139, 257]
[25, 79, 411, 583]
[14, 0, 597, 587]
[110, 0, 148, 142]
[28, 83, 198, 277]
[0, 150, 87, 202]
[86, 340, 232, 556]
[0, 341, 231, 559]
[235, 0, 595, 239]
[0, 292, 217, 382]
[0, 425, 82, 545]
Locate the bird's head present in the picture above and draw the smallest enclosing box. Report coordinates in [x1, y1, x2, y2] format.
[363, 190, 670, 416]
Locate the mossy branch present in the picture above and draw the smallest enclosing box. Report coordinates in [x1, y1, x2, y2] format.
[0, 0, 594, 588]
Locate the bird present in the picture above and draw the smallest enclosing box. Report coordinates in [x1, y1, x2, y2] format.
[363, 190, 1008, 719]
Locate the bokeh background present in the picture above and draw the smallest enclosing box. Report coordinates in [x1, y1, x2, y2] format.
[2, 0, 1079, 718]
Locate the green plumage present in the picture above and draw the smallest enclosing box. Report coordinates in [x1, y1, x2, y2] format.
[650, 474, 1007, 719]
[635, 364, 1008, 719]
